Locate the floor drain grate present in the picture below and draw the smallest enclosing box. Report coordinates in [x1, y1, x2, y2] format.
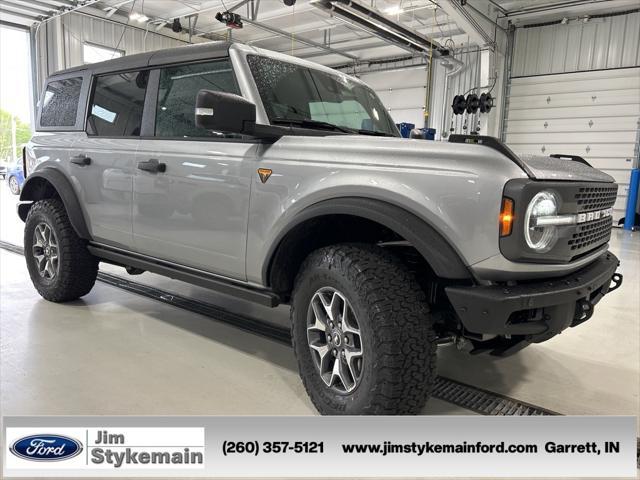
[431, 376, 559, 416]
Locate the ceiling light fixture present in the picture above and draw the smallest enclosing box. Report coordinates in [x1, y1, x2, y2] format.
[384, 6, 403, 15]
[129, 12, 149, 22]
[313, 0, 448, 56]
[104, 7, 117, 17]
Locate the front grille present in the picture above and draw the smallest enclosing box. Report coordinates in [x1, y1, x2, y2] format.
[574, 186, 617, 212]
[566, 184, 617, 259]
[501, 179, 617, 264]
[568, 216, 613, 251]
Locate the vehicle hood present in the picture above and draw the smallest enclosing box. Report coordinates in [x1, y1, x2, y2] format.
[517, 154, 614, 183]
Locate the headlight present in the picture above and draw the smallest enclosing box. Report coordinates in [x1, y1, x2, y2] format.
[524, 191, 558, 252]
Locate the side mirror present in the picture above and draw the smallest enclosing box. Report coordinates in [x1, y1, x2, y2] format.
[195, 89, 256, 135]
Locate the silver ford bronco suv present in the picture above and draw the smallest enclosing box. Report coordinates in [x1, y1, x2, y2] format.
[19, 42, 623, 415]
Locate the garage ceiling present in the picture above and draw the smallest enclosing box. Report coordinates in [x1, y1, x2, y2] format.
[2, 0, 639, 65]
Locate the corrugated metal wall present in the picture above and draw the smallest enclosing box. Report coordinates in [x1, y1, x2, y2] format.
[34, 12, 188, 94]
[505, 10, 640, 224]
[511, 11, 640, 77]
[504, 68, 640, 223]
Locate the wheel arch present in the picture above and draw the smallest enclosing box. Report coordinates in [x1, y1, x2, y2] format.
[18, 169, 91, 240]
[263, 197, 471, 296]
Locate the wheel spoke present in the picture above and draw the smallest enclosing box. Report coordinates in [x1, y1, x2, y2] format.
[329, 291, 343, 323]
[44, 259, 54, 278]
[309, 298, 328, 331]
[310, 343, 330, 371]
[344, 347, 362, 384]
[34, 226, 45, 248]
[319, 292, 334, 322]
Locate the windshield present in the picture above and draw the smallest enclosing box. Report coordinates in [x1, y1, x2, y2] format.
[247, 55, 399, 137]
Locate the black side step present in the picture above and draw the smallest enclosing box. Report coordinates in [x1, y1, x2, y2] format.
[87, 244, 281, 308]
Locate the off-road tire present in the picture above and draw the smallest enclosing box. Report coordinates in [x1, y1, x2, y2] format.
[291, 243, 437, 415]
[24, 198, 98, 302]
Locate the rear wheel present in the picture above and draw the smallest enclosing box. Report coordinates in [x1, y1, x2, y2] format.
[24, 198, 98, 302]
[291, 244, 437, 415]
[8, 176, 20, 195]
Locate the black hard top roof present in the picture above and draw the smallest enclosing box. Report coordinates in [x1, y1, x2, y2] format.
[53, 41, 232, 77]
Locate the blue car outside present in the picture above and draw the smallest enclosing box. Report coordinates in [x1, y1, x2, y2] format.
[6, 160, 25, 195]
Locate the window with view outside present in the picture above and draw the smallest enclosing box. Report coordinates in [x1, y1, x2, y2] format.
[88, 71, 148, 136]
[247, 55, 398, 136]
[155, 60, 240, 138]
[0, 26, 32, 164]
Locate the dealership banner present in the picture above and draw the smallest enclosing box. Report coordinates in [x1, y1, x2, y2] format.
[2, 416, 637, 478]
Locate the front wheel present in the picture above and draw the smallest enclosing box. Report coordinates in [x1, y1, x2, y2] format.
[291, 244, 437, 415]
[24, 198, 99, 302]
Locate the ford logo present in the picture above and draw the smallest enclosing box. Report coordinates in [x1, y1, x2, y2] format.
[10, 434, 83, 462]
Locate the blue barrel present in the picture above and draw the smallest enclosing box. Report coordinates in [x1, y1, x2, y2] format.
[396, 123, 415, 138]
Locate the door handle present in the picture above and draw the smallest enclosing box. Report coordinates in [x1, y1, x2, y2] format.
[137, 159, 166, 173]
[70, 154, 91, 166]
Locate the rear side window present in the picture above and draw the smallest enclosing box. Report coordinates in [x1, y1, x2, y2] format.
[40, 77, 83, 127]
[87, 70, 148, 136]
[155, 59, 240, 138]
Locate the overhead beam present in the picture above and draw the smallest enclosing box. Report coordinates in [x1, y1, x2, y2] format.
[4, 0, 58, 12]
[227, 0, 252, 13]
[437, 0, 498, 48]
[241, 17, 359, 61]
[0, 2, 46, 19]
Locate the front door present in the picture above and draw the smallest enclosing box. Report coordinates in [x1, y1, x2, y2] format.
[133, 59, 256, 280]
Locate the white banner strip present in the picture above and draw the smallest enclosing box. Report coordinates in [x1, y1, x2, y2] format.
[3, 416, 637, 478]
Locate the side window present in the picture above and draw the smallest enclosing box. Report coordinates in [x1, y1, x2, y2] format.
[40, 77, 83, 127]
[87, 70, 148, 136]
[155, 59, 240, 138]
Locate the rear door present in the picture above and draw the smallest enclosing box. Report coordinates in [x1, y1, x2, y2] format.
[70, 69, 149, 248]
[133, 58, 258, 280]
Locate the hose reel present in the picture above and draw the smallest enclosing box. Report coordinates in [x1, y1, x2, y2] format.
[450, 92, 494, 115]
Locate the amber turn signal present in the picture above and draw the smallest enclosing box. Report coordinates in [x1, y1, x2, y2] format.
[500, 198, 514, 237]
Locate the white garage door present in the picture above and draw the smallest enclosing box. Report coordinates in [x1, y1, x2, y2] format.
[359, 67, 429, 127]
[504, 67, 640, 223]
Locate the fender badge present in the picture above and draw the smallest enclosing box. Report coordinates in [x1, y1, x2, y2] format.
[257, 168, 272, 184]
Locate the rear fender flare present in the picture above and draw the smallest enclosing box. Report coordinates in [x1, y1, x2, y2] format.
[18, 169, 91, 240]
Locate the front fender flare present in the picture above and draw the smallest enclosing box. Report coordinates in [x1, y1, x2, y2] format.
[263, 197, 471, 284]
[18, 169, 91, 240]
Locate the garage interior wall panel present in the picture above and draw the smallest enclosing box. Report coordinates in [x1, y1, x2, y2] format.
[358, 67, 429, 127]
[504, 67, 640, 223]
[511, 11, 640, 76]
[34, 12, 186, 94]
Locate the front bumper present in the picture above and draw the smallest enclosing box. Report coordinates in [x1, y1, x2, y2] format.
[445, 252, 622, 352]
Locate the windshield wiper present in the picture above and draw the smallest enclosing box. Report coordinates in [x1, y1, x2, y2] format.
[271, 117, 355, 134]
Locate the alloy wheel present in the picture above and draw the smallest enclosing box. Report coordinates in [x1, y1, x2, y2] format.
[306, 287, 364, 393]
[32, 222, 59, 280]
[9, 176, 19, 194]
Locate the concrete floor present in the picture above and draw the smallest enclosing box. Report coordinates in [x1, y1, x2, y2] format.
[0, 183, 638, 418]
